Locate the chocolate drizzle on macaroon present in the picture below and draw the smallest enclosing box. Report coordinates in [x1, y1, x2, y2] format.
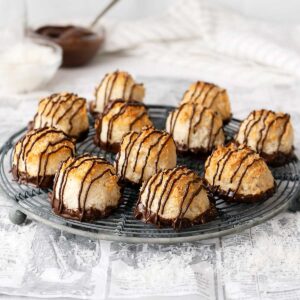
[91, 70, 145, 114]
[50, 154, 121, 221]
[115, 127, 177, 184]
[12, 127, 75, 188]
[32, 92, 89, 142]
[235, 109, 294, 165]
[183, 81, 224, 106]
[94, 99, 152, 153]
[204, 143, 276, 202]
[181, 81, 232, 123]
[135, 167, 217, 230]
[167, 102, 224, 154]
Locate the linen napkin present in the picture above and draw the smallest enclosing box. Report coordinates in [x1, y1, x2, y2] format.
[100, 0, 300, 86]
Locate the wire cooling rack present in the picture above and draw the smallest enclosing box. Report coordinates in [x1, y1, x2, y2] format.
[0, 105, 299, 243]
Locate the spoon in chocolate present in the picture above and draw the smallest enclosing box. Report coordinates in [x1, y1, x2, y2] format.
[35, 0, 121, 67]
[90, 0, 120, 29]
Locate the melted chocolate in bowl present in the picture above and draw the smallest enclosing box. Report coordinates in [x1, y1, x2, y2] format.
[36, 25, 105, 67]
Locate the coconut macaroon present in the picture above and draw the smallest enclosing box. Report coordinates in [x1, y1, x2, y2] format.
[91, 70, 145, 114]
[115, 127, 177, 184]
[50, 154, 121, 221]
[135, 167, 217, 230]
[235, 109, 294, 165]
[166, 102, 225, 154]
[204, 143, 275, 202]
[12, 127, 76, 188]
[31, 92, 89, 142]
[180, 81, 231, 122]
[94, 100, 153, 153]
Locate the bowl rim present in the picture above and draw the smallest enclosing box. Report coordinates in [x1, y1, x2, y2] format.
[0, 36, 62, 67]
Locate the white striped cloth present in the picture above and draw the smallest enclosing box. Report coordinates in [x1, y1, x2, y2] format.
[100, 0, 300, 86]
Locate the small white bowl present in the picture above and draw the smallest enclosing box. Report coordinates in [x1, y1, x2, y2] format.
[0, 37, 62, 94]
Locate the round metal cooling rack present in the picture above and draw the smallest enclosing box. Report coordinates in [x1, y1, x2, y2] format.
[0, 105, 299, 244]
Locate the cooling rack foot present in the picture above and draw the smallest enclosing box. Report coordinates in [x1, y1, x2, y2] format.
[9, 208, 27, 225]
[289, 197, 300, 212]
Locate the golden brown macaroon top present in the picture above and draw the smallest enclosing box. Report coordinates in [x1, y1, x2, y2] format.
[118, 126, 175, 154]
[51, 154, 121, 221]
[13, 127, 75, 164]
[135, 166, 215, 229]
[54, 154, 117, 184]
[115, 126, 176, 182]
[180, 81, 231, 122]
[92, 70, 145, 113]
[166, 102, 224, 152]
[169, 102, 219, 123]
[235, 109, 293, 160]
[94, 100, 153, 152]
[140, 167, 204, 207]
[12, 127, 76, 187]
[34, 92, 87, 123]
[101, 100, 151, 129]
[33, 92, 89, 140]
[204, 143, 275, 201]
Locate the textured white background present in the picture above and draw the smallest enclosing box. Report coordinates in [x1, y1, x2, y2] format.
[1, 1, 300, 299]
[0, 53, 300, 300]
[26, 0, 300, 24]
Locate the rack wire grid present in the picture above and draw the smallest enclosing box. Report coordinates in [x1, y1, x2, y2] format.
[0, 105, 299, 243]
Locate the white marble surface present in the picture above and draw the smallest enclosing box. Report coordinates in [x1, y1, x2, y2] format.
[0, 53, 300, 300]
